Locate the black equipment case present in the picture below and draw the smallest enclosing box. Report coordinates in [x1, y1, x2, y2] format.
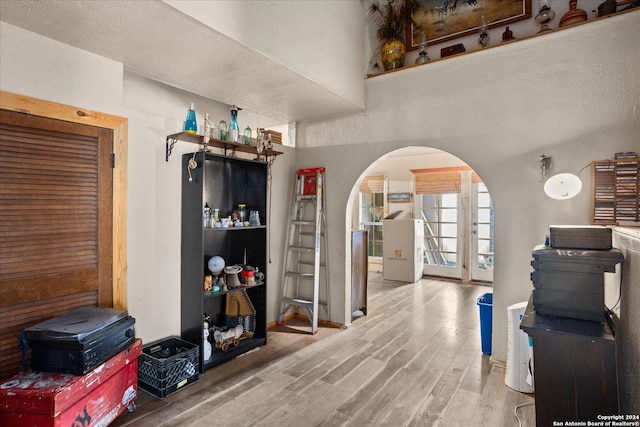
[530, 245, 623, 322]
[25, 307, 135, 375]
[549, 225, 612, 250]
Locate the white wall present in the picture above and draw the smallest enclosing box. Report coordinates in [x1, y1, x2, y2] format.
[297, 10, 640, 362]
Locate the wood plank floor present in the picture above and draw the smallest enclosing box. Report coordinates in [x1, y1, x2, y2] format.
[112, 274, 535, 427]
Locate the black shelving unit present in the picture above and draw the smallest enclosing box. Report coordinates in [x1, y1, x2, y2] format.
[180, 150, 270, 372]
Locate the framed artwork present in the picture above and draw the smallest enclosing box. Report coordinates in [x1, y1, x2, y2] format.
[388, 192, 412, 203]
[406, 0, 532, 49]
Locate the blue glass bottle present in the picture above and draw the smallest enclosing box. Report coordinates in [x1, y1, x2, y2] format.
[185, 103, 197, 134]
[229, 105, 239, 143]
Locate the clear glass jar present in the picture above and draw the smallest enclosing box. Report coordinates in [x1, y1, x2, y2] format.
[203, 204, 211, 228]
[218, 120, 227, 141]
[249, 210, 260, 226]
[237, 204, 248, 223]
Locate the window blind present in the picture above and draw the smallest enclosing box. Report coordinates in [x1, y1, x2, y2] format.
[360, 175, 385, 193]
[411, 166, 481, 194]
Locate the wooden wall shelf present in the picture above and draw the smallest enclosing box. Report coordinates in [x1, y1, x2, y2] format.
[166, 131, 283, 162]
[367, 8, 638, 78]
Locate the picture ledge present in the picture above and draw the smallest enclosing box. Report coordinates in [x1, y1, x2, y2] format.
[367, 7, 638, 78]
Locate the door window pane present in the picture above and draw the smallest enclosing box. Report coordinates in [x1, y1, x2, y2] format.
[422, 194, 458, 268]
[440, 238, 457, 252]
[476, 184, 494, 271]
[360, 191, 384, 257]
[477, 224, 492, 239]
[442, 193, 457, 207]
[478, 207, 492, 223]
[441, 223, 457, 238]
[441, 252, 457, 266]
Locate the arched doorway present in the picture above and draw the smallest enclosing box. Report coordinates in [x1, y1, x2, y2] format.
[346, 146, 493, 317]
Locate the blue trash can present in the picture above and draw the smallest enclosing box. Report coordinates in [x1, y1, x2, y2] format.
[477, 293, 493, 355]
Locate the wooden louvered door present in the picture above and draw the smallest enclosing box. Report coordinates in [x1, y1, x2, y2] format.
[0, 109, 113, 380]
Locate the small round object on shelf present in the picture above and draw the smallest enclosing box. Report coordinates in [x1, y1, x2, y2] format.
[208, 256, 225, 274]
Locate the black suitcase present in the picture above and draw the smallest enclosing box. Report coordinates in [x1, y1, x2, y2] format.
[530, 245, 623, 322]
[25, 306, 135, 375]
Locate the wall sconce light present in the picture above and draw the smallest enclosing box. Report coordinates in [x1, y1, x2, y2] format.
[544, 173, 582, 200]
[539, 154, 552, 181]
[539, 154, 582, 200]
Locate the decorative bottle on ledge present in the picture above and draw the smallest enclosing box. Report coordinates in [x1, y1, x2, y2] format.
[535, 0, 556, 33]
[185, 103, 198, 134]
[559, 0, 587, 27]
[229, 105, 239, 144]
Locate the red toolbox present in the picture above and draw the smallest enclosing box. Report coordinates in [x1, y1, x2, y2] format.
[0, 338, 142, 427]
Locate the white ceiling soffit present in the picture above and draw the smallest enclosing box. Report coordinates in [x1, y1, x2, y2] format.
[0, 0, 364, 123]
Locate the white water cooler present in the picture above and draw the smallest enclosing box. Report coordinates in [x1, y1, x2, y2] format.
[505, 301, 534, 393]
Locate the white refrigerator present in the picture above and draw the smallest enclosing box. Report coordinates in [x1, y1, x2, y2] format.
[382, 219, 424, 282]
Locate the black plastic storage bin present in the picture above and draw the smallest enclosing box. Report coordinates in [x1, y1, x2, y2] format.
[138, 336, 199, 399]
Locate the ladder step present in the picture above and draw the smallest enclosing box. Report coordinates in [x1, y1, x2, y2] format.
[292, 220, 316, 225]
[284, 272, 315, 280]
[299, 231, 325, 236]
[288, 245, 315, 252]
[281, 297, 328, 308]
[297, 260, 326, 267]
[281, 297, 314, 310]
[296, 195, 317, 201]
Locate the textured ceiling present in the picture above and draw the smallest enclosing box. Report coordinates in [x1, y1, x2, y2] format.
[0, 0, 364, 123]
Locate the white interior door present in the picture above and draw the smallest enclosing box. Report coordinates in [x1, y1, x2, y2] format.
[419, 180, 493, 282]
[420, 193, 463, 279]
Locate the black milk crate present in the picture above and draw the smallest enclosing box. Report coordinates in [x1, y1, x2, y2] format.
[138, 336, 199, 399]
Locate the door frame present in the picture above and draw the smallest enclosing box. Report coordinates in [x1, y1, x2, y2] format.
[418, 192, 464, 279]
[415, 170, 493, 283]
[0, 91, 129, 309]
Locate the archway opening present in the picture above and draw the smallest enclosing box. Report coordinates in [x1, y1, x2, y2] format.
[345, 146, 494, 322]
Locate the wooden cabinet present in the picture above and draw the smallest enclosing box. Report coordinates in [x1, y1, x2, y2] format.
[179, 149, 273, 372]
[351, 230, 368, 316]
[520, 298, 618, 425]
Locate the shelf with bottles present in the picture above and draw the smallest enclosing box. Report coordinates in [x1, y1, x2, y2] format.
[166, 131, 283, 161]
[203, 202, 264, 231]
